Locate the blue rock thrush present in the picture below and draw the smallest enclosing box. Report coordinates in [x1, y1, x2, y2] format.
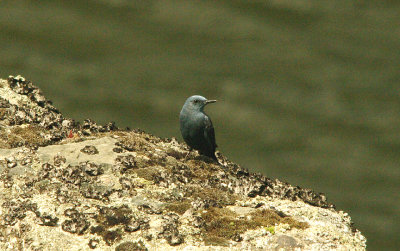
[180, 95, 218, 160]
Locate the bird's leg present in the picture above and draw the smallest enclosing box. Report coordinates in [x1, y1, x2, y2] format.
[184, 147, 192, 160]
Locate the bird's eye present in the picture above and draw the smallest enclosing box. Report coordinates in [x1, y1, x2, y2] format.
[193, 100, 199, 103]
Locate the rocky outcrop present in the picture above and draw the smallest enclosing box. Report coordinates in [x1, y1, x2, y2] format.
[0, 76, 366, 250]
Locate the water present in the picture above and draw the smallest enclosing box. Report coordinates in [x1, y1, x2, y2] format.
[1, 1, 399, 249]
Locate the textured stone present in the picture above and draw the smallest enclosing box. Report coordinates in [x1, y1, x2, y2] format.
[0, 77, 366, 250]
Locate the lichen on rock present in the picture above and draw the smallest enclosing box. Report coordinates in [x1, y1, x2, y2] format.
[0, 76, 366, 250]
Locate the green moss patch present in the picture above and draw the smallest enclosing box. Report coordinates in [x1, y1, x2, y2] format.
[116, 132, 158, 153]
[133, 166, 160, 181]
[0, 125, 50, 148]
[187, 187, 239, 207]
[264, 226, 275, 234]
[164, 201, 192, 215]
[90, 205, 134, 246]
[203, 236, 230, 246]
[201, 207, 309, 244]
[186, 160, 215, 180]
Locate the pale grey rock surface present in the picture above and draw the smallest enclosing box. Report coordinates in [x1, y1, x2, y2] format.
[0, 76, 366, 250]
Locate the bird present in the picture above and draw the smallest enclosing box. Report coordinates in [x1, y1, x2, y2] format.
[180, 95, 218, 160]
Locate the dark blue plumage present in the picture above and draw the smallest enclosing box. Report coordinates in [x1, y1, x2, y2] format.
[180, 95, 217, 160]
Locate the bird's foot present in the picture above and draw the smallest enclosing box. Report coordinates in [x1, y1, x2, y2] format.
[184, 148, 193, 160]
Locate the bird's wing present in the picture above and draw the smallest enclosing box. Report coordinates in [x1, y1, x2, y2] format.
[204, 115, 217, 149]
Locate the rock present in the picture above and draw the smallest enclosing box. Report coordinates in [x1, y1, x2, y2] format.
[0, 76, 366, 250]
[80, 145, 99, 155]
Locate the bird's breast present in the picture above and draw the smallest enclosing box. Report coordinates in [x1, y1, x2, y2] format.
[180, 113, 206, 143]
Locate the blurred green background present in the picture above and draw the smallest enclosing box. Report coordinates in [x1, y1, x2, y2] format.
[1, 0, 399, 249]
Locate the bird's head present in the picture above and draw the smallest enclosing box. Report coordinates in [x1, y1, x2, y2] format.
[183, 95, 217, 112]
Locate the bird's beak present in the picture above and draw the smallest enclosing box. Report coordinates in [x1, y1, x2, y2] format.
[205, 99, 217, 104]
